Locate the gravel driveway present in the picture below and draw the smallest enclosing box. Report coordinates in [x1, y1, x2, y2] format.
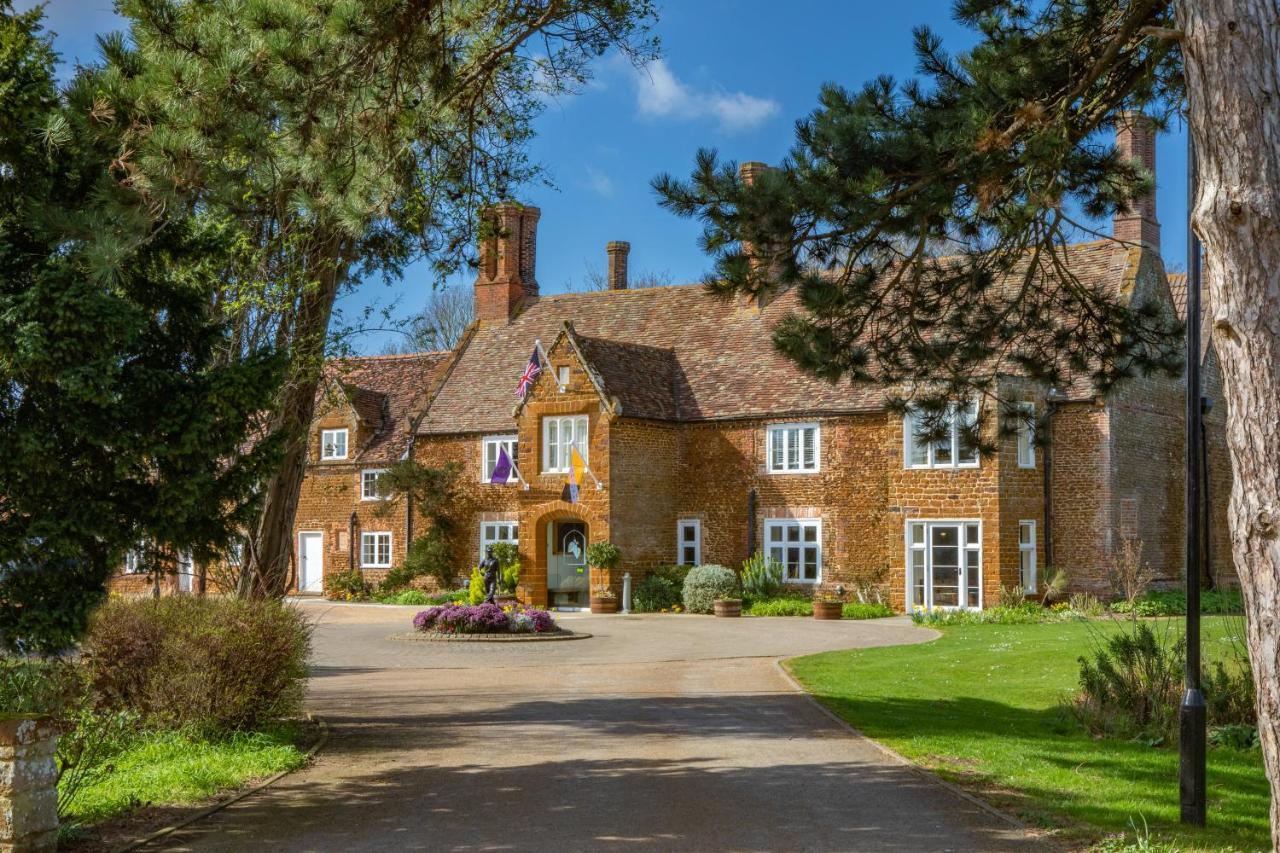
[147, 602, 1038, 852]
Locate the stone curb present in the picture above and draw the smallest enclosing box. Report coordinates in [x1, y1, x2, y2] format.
[772, 658, 1046, 840]
[109, 715, 330, 853]
[388, 630, 591, 643]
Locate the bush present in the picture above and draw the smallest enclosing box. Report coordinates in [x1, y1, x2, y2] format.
[843, 602, 894, 620]
[82, 597, 310, 734]
[1109, 588, 1243, 617]
[0, 555, 107, 654]
[467, 565, 486, 605]
[1074, 621, 1183, 741]
[740, 553, 784, 598]
[632, 574, 681, 613]
[377, 589, 465, 606]
[323, 568, 371, 601]
[0, 656, 82, 716]
[389, 530, 453, 590]
[1068, 592, 1106, 618]
[681, 564, 739, 614]
[491, 541, 520, 593]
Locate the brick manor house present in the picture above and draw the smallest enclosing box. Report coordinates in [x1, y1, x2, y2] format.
[116, 118, 1232, 610]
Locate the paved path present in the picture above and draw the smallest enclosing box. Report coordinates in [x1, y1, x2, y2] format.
[150, 603, 1037, 852]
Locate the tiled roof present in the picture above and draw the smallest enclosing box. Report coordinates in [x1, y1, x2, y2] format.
[1167, 271, 1213, 361]
[574, 333, 684, 421]
[417, 240, 1143, 434]
[323, 352, 452, 462]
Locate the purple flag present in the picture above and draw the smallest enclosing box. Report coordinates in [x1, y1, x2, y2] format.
[489, 446, 513, 485]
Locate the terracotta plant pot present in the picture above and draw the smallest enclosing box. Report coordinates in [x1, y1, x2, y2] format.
[590, 597, 619, 614]
[713, 598, 742, 618]
[813, 600, 843, 620]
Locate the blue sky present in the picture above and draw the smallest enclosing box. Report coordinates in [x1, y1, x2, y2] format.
[22, 0, 1189, 354]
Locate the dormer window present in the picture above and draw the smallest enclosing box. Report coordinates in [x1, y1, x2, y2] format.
[321, 428, 348, 460]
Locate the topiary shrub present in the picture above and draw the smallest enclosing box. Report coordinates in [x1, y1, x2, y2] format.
[82, 597, 310, 734]
[681, 564, 739, 614]
[586, 541, 622, 571]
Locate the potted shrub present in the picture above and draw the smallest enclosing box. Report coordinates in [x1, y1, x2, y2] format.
[813, 592, 843, 620]
[681, 564, 739, 614]
[586, 541, 622, 613]
[589, 585, 619, 614]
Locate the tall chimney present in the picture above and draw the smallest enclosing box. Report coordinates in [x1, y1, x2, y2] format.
[1113, 112, 1160, 250]
[738, 161, 779, 308]
[606, 241, 630, 290]
[474, 203, 540, 324]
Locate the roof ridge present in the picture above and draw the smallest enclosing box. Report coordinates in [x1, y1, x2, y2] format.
[333, 350, 451, 362]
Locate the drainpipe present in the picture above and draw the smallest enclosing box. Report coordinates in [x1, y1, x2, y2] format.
[349, 510, 358, 571]
[1043, 389, 1068, 569]
[747, 488, 758, 558]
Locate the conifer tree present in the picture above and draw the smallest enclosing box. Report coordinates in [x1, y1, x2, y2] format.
[0, 3, 283, 651]
[657, 0, 1280, 839]
[106, 0, 656, 598]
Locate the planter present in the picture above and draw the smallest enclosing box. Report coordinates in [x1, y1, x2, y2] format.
[589, 597, 619, 614]
[713, 598, 742, 618]
[494, 594, 519, 609]
[813, 600, 843, 620]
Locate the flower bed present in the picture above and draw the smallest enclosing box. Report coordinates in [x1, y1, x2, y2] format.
[412, 603, 557, 635]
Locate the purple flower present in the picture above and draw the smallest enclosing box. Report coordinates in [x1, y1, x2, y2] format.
[412, 603, 556, 634]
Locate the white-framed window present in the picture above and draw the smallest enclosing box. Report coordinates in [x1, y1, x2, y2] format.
[480, 521, 518, 560]
[907, 520, 982, 610]
[676, 519, 702, 566]
[1015, 403, 1036, 468]
[227, 540, 244, 567]
[766, 423, 820, 473]
[321, 428, 348, 460]
[904, 401, 979, 469]
[482, 435, 519, 483]
[1019, 520, 1037, 593]
[765, 518, 821, 583]
[360, 532, 392, 568]
[124, 543, 147, 574]
[361, 469, 389, 500]
[557, 366, 571, 388]
[542, 415, 588, 473]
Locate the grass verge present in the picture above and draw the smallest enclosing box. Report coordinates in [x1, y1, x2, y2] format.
[786, 618, 1268, 851]
[62, 723, 310, 827]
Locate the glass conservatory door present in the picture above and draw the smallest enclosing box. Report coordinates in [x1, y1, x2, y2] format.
[908, 521, 982, 611]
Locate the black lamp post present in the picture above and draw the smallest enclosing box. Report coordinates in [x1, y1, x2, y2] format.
[1179, 131, 1207, 827]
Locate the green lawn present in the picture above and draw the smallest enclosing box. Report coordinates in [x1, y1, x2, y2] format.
[786, 618, 1269, 851]
[63, 725, 310, 827]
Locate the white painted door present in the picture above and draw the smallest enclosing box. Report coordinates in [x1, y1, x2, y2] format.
[298, 533, 324, 594]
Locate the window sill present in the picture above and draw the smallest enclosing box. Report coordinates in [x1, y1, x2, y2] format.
[765, 468, 821, 476]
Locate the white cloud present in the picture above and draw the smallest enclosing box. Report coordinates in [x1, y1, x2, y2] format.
[633, 59, 779, 133]
[581, 165, 615, 198]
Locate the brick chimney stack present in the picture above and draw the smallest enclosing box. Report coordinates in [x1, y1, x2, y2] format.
[606, 241, 630, 290]
[474, 203, 540, 324]
[1113, 112, 1160, 250]
[738, 161, 779, 308]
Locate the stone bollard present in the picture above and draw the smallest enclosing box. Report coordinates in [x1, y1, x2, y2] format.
[0, 718, 59, 853]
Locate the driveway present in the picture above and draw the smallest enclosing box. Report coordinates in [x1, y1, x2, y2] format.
[149, 602, 1037, 852]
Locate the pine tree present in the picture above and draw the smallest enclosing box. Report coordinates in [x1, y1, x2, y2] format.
[0, 3, 283, 651]
[106, 0, 657, 598]
[658, 0, 1280, 840]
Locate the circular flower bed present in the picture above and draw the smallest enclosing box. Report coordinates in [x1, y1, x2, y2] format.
[412, 602, 558, 636]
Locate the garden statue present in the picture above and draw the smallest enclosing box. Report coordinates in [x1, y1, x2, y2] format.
[480, 545, 501, 604]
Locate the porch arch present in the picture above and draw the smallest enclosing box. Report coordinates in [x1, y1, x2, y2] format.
[521, 500, 607, 608]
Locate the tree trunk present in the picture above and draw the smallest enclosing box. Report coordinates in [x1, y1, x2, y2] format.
[1178, 0, 1280, 843]
[240, 240, 347, 599]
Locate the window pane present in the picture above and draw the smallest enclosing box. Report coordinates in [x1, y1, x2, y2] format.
[786, 525, 800, 542]
[803, 547, 818, 579]
[683, 525, 695, 542]
[910, 549, 926, 606]
[910, 523, 925, 545]
[769, 526, 783, 542]
[1019, 522, 1032, 545]
[803, 524, 817, 542]
[786, 429, 799, 469]
[966, 523, 979, 545]
[769, 546, 784, 568]
[907, 413, 930, 466]
[802, 428, 816, 468]
[771, 432, 783, 469]
[957, 402, 979, 464]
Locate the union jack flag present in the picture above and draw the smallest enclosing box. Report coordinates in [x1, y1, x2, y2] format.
[515, 347, 542, 399]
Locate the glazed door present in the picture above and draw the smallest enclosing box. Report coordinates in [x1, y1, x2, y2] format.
[546, 521, 588, 603]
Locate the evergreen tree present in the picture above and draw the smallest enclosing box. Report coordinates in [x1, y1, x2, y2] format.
[0, 4, 283, 651]
[106, 0, 656, 598]
[657, 0, 1280, 840]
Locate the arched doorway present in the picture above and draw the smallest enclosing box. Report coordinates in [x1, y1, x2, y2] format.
[546, 518, 589, 608]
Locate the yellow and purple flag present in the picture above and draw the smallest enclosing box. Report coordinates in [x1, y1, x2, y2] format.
[562, 446, 586, 504]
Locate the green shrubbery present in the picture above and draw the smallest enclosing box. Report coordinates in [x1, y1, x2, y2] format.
[82, 597, 310, 734]
[323, 568, 372, 601]
[842, 602, 894, 619]
[741, 595, 894, 619]
[681, 564, 739, 613]
[1109, 587, 1243, 617]
[912, 602, 1056, 626]
[740, 553, 784, 598]
[0, 656, 81, 716]
[375, 589, 463, 606]
[632, 565, 689, 613]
